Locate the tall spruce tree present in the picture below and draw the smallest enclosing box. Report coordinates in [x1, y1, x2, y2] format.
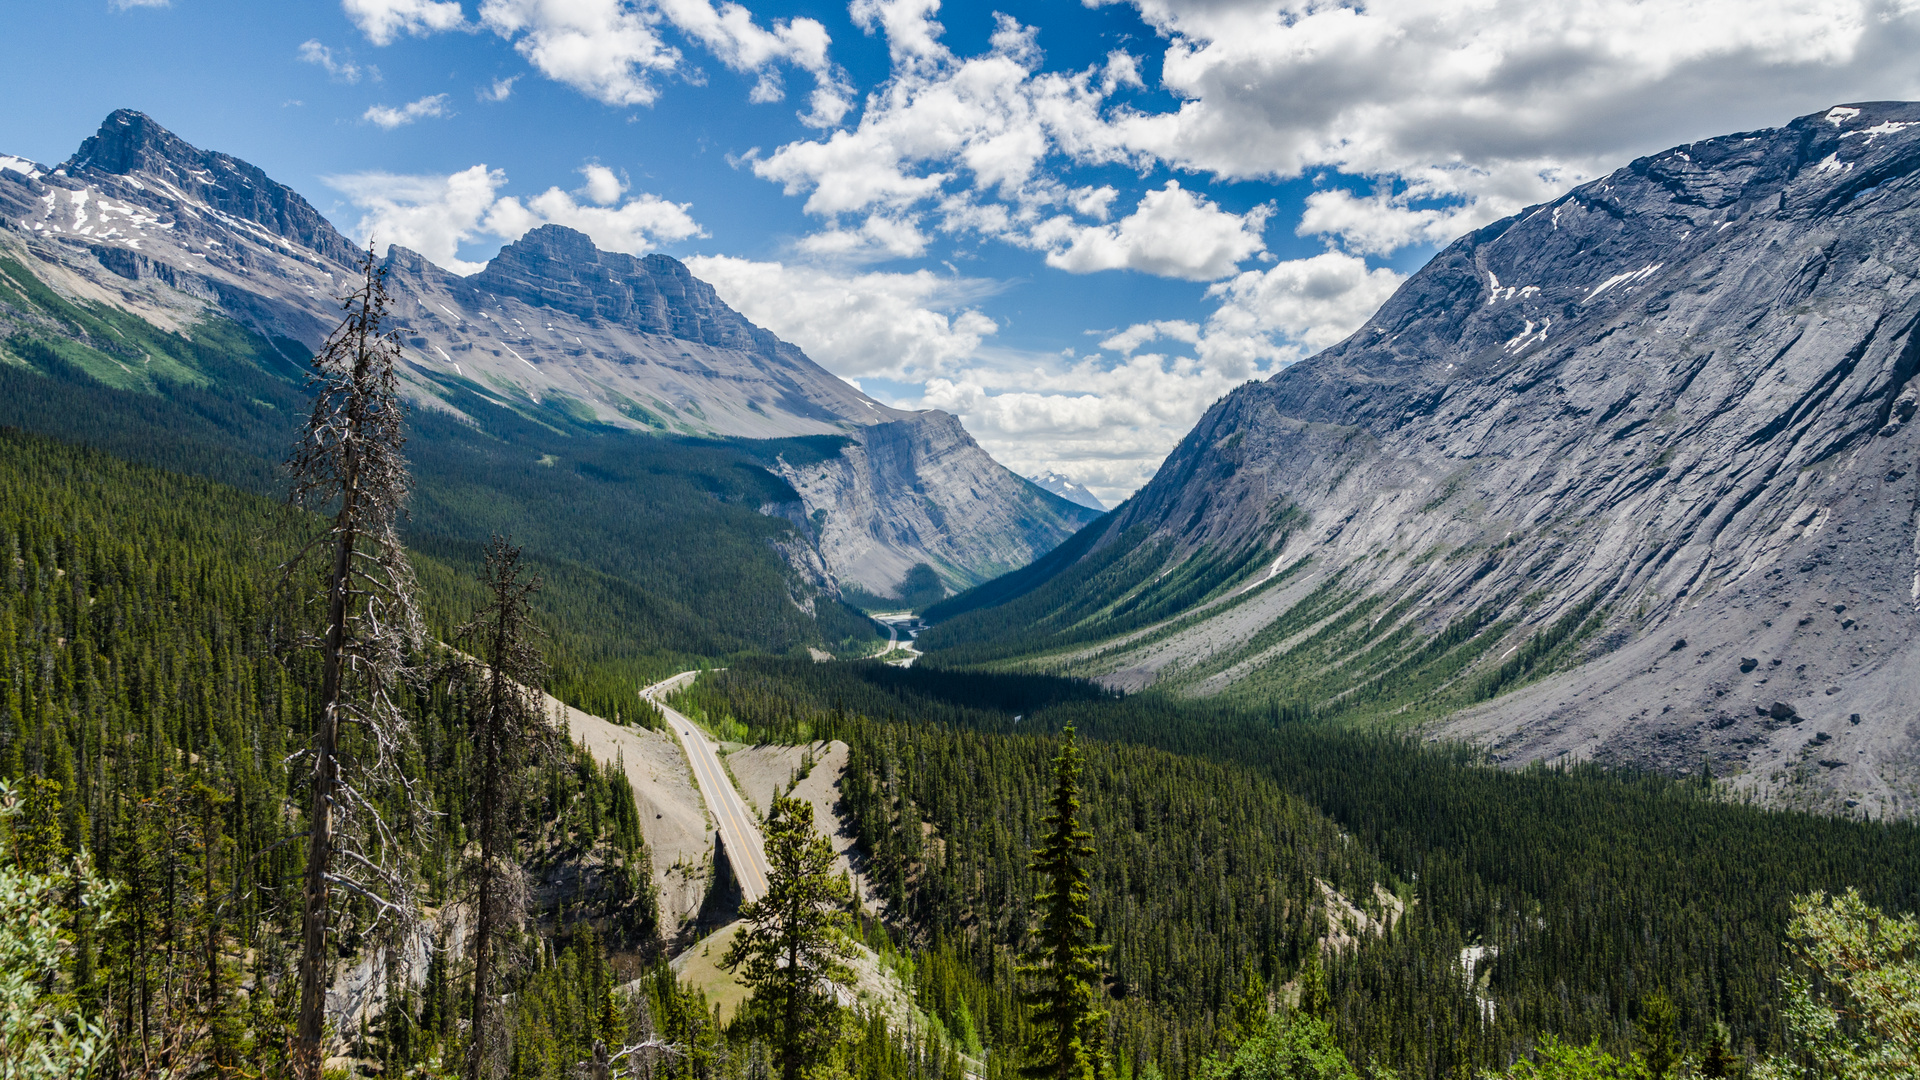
[281, 245, 422, 1080]
[452, 536, 554, 1080]
[722, 794, 854, 1080]
[1021, 724, 1108, 1080]
[1637, 989, 1681, 1080]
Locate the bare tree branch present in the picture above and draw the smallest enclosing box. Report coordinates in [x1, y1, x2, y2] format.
[278, 243, 425, 1080]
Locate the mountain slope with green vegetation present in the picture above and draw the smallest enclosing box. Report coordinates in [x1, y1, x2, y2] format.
[0, 263, 882, 707]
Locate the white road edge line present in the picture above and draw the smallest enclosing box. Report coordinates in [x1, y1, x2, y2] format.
[643, 671, 771, 903]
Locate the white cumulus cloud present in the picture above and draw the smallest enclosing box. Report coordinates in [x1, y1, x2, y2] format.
[433, 0, 854, 121]
[344, 0, 469, 45]
[1296, 188, 1491, 258]
[328, 166, 508, 274]
[327, 163, 704, 273]
[914, 353, 1259, 503]
[750, 8, 1151, 262]
[484, 167, 705, 255]
[684, 255, 1000, 380]
[1043, 182, 1270, 281]
[363, 94, 453, 128]
[916, 252, 1397, 500]
[478, 0, 683, 106]
[653, 0, 853, 125]
[1198, 251, 1405, 369]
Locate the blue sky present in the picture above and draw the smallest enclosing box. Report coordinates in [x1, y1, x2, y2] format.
[7, 1, 1920, 500]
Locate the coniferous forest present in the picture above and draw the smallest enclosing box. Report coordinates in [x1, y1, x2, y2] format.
[2, 258, 1918, 1080]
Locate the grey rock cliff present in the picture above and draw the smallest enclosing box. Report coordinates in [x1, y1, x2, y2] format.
[777, 412, 1101, 595]
[1019, 102, 1920, 816]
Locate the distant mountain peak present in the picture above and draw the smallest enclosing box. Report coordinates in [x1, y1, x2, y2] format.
[67, 109, 195, 176]
[59, 109, 360, 266]
[1028, 470, 1105, 511]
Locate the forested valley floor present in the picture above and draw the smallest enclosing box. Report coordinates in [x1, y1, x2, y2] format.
[5, 419, 1918, 1080]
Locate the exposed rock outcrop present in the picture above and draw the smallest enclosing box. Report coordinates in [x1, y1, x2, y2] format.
[776, 411, 1101, 594]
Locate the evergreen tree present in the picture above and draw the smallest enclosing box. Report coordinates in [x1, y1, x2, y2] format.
[1021, 724, 1108, 1080]
[1701, 1032, 1734, 1079]
[1297, 952, 1331, 1020]
[453, 535, 555, 1080]
[1226, 962, 1271, 1047]
[1637, 990, 1681, 1080]
[722, 794, 855, 1080]
[281, 244, 423, 1080]
[0, 779, 116, 1078]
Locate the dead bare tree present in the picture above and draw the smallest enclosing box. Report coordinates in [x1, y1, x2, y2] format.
[452, 536, 558, 1080]
[281, 244, 424, 1080]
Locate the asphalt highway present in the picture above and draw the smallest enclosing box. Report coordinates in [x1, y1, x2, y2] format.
[643, 672, 770, 903]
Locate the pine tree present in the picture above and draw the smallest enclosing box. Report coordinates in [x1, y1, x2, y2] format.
[1637, 989, 1681, 1080]
[1226, 961, 1270, 1046]
[453, 535, 554, 1080]
[722, 794, 854, 1080]
[1297, 951, 1330, 1020]
[1021, 724, 1107, 1080]
[1701, 1031, 1732, 1078]
[281, 244, 423, 1080]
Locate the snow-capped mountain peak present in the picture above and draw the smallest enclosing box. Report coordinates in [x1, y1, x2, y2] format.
[1029, 470, 1106, 512]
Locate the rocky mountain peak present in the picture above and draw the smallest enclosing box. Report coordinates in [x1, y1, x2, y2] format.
[1029, 470, 1106, 511]
[67, 109, 201, 176]
[60, 109, 359, 265]
[466, 224, 775, 353]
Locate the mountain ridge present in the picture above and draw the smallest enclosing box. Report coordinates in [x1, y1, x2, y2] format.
[925, 100, 1920, 817]
[0, 109, 1098, 596]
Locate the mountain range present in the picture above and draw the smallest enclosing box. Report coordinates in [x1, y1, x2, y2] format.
[7, 104, 1916, 817]
[925, 101, 1920, 819]
[0, 110, 1096, 604]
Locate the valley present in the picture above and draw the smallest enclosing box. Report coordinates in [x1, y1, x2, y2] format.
[4, 99, 1919, 1080]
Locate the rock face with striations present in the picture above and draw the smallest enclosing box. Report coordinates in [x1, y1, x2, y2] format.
[973, 102, 1920, 816]
[776, 412, 1100, 594]
[0, 110, 1096, 596]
